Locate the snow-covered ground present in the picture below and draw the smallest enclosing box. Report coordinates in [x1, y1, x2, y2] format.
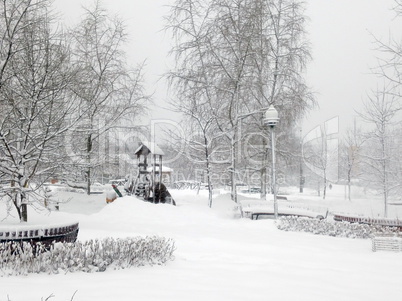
[2, 184, 402, 300]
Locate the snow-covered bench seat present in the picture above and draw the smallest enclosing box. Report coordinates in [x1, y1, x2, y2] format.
[246, 209, 326, 220]
[239, 200, 327, 220]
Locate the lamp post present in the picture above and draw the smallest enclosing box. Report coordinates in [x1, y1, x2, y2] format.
[264, 105, 279, 219]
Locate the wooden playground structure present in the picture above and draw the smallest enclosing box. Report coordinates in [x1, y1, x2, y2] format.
[124, 141, 175, 205]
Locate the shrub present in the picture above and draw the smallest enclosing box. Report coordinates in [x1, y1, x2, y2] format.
[0, 236, 175, 276]
[276, 216, 400, 239]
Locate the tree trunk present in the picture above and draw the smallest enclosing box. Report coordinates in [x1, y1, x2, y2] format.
[260, 137, 268, 200]
[86, 167, 91, 195]
[86, 134, 92, 195]
[204, 135, 213, 208]
[381, 133, 388, 218]
[12, 194, 22, 221]
[230, 134, 238, 203]
[347, 169, 352, 201]
[20, 203, 27, 222]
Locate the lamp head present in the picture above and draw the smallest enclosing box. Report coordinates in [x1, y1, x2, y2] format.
[264, 105, 279, 128]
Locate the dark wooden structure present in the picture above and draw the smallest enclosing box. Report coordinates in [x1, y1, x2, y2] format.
[334, 214, 402, 230]
[131, 141, 175, 205]
[0, 222, 79, 250]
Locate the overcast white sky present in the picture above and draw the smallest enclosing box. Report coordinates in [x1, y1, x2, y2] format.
[54, 0, 401, 135]
[305, 0, 401, 134]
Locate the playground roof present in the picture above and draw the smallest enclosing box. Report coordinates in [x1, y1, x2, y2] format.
[134, 141, 165, 156]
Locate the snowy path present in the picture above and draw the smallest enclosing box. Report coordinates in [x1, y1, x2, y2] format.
[2, 189, 402, 300]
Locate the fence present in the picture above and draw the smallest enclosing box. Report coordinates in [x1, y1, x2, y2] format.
[372, 236, 402, 252]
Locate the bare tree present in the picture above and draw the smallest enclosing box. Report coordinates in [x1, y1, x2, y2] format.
[0, 0, 76, 221]
[166, 0, 314, 203]
[358, 0, 402, 215]
[339, 126, 365, 201]
[68, 1, 148, 194]
[166, 0, 249, 203]
[303, 118, 339, 200]
[242, 0, 315, 199]
[303, 132, 330, 199]
[171, 92, 221, 207]
[372, 1, 402, 95]
[358, 88, 401, 217]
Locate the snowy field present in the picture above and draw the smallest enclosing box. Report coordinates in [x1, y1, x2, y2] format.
[2, 185, 402, 300]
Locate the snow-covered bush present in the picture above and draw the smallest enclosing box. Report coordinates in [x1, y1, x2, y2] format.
[276, 216, 400, 239]
[0, 236, 175, 276]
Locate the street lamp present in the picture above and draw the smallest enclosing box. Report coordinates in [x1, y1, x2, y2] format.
[264, 105, 279, 219]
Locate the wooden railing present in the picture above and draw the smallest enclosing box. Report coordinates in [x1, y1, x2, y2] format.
[333, 214, 402, 229]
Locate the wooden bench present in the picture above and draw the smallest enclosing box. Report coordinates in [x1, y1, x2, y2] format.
[251, 212, 274, 220]
[250, 211, 326, 220]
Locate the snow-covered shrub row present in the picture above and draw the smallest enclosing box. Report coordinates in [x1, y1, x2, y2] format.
[276, 216, 400, 239]
[0, 236, 175, 276]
